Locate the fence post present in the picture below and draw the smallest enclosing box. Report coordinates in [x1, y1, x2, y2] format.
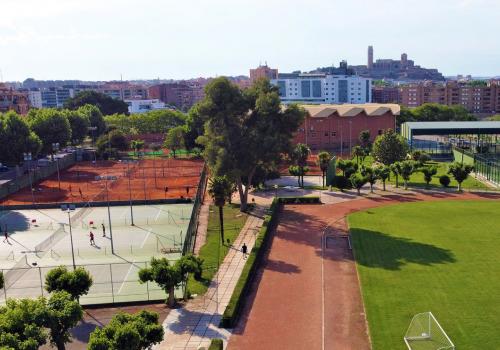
[109, 264, 115, 303]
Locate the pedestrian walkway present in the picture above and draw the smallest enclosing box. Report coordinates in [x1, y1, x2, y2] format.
[155, 205, 267, 350]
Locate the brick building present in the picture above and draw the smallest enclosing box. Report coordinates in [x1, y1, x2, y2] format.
[0, 84, 30, 114]
[148, 82, 205, 111]
[294, 104, 399, 151]
[372, 86, 401, 104]
[399, 80, 500, 114]
[250, 64, 278, 83]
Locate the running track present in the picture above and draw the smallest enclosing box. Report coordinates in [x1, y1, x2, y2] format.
[228, 191, 499, 350]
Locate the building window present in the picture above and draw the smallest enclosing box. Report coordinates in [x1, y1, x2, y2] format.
[331, 131, 336, 136]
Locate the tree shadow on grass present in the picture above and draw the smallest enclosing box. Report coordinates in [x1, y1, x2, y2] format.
[351, 228, 456, 270]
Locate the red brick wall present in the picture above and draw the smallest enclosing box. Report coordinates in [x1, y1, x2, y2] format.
[293, 112, 395, 151]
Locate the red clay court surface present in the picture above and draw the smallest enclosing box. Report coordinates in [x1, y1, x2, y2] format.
[1, 158, 204, 205]
[228, 191, 500, 350]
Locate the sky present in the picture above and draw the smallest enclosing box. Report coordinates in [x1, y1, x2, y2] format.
[1, 0, 499, 81]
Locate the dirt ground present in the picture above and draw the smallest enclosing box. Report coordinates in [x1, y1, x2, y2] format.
[1, 159, 204, 205]
[228, 191, 499, 350]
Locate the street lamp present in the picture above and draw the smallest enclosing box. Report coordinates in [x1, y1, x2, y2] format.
[274, 184, 278, 199]
[23, 152, 35, 206]
[61, 204, 76, 270]
[52, 143, 61, 190]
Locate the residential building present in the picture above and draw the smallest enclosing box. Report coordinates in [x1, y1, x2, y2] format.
[98, 82, 148, 100]
[125, 99, 170, 114]
[271, 73, 372, 104]
[0, 84, 30, 114]
[148, 82, 205, 111]
[250, 64, 278, 83]
[27, 90, 43, 108]
[41, 87, 74, 108]
[294, 104, 399, 151]
[399, 80, 500, 114]
[372, 86, 401, 104]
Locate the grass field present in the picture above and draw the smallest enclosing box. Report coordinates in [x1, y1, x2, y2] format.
[187, 204, 248, 296]
[349, 200, 500, 349]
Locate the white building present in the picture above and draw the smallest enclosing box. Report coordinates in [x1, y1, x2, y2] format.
[125, 99, 170, 114]
[271, 73, 372, 104]
[27, 90, 43, 108]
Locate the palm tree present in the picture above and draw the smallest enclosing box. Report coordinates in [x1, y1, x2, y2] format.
[400, 160, 415, 190]
[293, 143, 310, 187]
[375, 165, 390, 191]
[390, 162, 402, 188]
[208, 176, 233, 242]
[317, 151, 331, 188]
[421, 166, 438, 188]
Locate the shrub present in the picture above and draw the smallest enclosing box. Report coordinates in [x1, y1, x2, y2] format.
[439, 175, 451, 187]
[208, 338, 223, 350]
[333, 175, 350, 191]
[277, 196, 320, 204]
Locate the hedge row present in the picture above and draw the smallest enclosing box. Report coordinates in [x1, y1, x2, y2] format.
[220, 198, 280, 328]
[208, 338, 223, 350]
[277, 196, 321, 204]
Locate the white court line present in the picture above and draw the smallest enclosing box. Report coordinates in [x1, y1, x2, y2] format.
[139, 208, 161, 249]
[117, 260, 136, 295]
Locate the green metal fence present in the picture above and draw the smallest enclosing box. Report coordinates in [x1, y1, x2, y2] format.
[183, 163, 208, 254]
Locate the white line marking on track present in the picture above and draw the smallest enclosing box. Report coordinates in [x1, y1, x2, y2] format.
[118, 260, 136, 295]
[140, 228, 153, 249]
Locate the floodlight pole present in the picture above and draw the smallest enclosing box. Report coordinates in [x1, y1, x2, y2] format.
[142, 168, 147, 204]
[24, 153, 35, 206]
[127, 161, 134, 226]
[52, 143, 61, 190]
[62, 208, 77, 270]
[105, 176, 115, 254]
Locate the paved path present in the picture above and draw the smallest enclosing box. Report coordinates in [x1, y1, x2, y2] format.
[155, 205, 267, 350]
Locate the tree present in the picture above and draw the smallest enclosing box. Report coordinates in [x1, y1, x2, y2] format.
[293, 143, 310, 187]
[288, 165, 309, 187]
[108, 130, 129, 151]
[375, 165, 390, 191]
[64, 91, 129, 116]
[0, 111, 42, 164]
[439, 175, 451, 187]
[448, 162, 473, 191]
[65, 110, 90, 144]
[45, 291, 83, 350]
[0, 297, 48, 350]
[400, 160, 416, 190]
[208, 176, 233, 243]
[337, 159, 358, 178]
[350, 173, 367, 195]
[177, 254, 204, 299]
[138, 258, 182, 307]
[78, 104, 106, 138]
[45, 266, 93, 300]
[390, 162, 402, 188]
[421, 166, 438, 188]
[0, 271, 3, 289]
[28, 109, 72, 154]
[184, 104, 207, 150]
[359, 130, 371, 149]
[371, 129, 409, 165]
[317, 151, 331, 188]
[197, 77, 305, 211]
[352, 145, 366, 165]
[87, 310, 164, 350]
[130, 139, 145, 157]
[164, 126, 186, 158]
[105, 110, 186, 135]
[360, 166, 379, 193]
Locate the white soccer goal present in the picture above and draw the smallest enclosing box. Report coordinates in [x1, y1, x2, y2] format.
[404, 312, 455, 350]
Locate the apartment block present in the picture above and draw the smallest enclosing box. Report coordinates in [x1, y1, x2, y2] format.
[271, 73, 372, 105]
[250, 64, 278, 83]
[148, 82, 205, 111]
[0, 84, 30, 114]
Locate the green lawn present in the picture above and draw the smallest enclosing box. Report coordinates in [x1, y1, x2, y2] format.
[349, 200, 500, 349]
[187, 204, 248, 295]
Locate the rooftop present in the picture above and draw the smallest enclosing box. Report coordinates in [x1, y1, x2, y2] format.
[401, 121, 500, 137]
[300, 103, 400, 118]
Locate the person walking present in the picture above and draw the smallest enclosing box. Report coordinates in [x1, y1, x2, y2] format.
[101, 223, 106, 237]
[89, 231, 95, 246]
[241, 243, 248, 259]
[78, 187, 83, 199]
[3, 229, 9, 244]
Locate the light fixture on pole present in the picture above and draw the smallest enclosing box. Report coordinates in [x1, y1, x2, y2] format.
[52, 143, 61, 190]
[61, 204, 76, 270]
[23, 152, 35, 206]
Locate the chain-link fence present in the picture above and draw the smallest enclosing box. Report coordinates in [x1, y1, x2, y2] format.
[183, 164, 208, 254]
[0, 260, 176, 305]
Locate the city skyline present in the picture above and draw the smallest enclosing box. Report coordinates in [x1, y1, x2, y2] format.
[1, 0, 499, 81]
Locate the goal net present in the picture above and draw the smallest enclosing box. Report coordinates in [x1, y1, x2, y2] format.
[404, 312, 455, 350]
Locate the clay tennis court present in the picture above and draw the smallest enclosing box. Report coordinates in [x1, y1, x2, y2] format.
[1, 158, 204, 205]
[228, 191, 500, 350]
